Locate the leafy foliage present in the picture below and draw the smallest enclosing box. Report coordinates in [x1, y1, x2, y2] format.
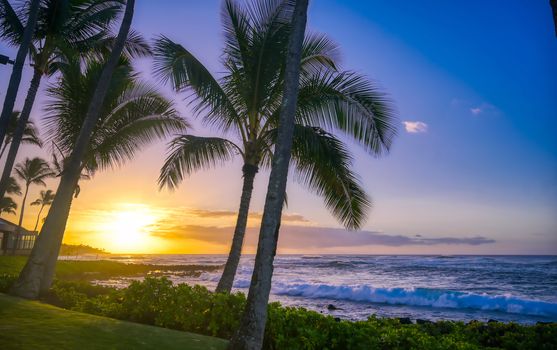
[1, 272, 552, 350]
[155, 0, 399, 229]
[0, 112, 43, 156]
[14, 157, 55, 187]
[43, 58, 187, 175]
[0, 0, 149, 76]
[0, 197, 17, 216]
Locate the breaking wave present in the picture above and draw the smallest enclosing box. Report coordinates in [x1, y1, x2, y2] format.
[273, 283, 557, 317]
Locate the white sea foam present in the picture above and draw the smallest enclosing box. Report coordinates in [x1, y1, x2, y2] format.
[272, 283, 557, 317]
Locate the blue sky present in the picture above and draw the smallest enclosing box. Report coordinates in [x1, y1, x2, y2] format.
[1, 0, 556, 254]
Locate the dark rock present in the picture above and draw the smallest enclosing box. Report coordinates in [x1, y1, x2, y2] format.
[327, 304, 339, 311]
[397, 317, 413, 325]
[416, 319, 433, 325]
[487, 319, 499, 323]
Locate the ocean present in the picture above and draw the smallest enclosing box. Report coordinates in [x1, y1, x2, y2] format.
[89, 254, 557, 324]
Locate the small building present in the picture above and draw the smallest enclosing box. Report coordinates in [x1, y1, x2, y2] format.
[0, 218, 37, 255]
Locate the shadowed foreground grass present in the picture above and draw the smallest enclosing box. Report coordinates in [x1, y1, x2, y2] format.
[0, 293, 227, 350]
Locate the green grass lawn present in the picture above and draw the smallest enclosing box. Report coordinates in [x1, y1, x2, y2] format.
[0, 293, 228, 350]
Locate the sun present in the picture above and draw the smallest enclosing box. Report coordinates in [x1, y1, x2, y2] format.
[94, 204, 161, 253]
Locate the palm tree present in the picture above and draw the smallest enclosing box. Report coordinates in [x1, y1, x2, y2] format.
[0, 197, 17, 217]
[155, 0, 397, 294]
[0, 112, 43, 159]
[51, 142, 90, 198]
[6, 176, 22, 196]
[231, 1, 308, 347]
[0, 0, 149, 200]
[0, 0, 40, 148]
[14, 157, 55, 232]
[30, 190, 55, 232]
[12, 0, 175, 299]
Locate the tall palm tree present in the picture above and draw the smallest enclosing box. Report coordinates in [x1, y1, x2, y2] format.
[0, 0, 40, 148]
[155, 0, 397, 294]
[31, 189, 55, 232]
[12, 0, 176, 299]
[232, 1, 308, 348]
[0, 0, 149, 200]
[14, 157, 55, 232]
[0, 112, 43, 159]
[0, 197, 17, 217]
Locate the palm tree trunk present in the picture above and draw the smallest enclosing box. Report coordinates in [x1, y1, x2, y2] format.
[0, 0, 41, 147]
[0, 68, 42, 200]
[33, 204, 45, 232]
[39, 194, 74, 293]
[229, 1, 308, 348]
[10, 0, 136, 300]
[17, 184, 29, 229]
[13, 184, 30, 254]
[0, 142, 9, 160]
[216, 164, 258, 293]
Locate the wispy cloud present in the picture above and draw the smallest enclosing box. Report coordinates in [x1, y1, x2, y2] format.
[153, 224, 495, 249]
[470, 103, 498, 116]
[403, 121, 428, 133]
[190, 209, 309, 223]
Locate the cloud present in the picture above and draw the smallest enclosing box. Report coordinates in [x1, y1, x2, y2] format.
[403, 121, 428, 133]
[469, 103, 498, 116]
[152, 224, 495, 249]
[189, 209, 309, 223]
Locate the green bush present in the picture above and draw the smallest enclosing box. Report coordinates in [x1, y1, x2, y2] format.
[0, 274, 555, 349]
[0, 273, 17, 293]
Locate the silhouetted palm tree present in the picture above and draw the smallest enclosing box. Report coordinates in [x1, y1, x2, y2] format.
[231, 1, 308, 347]
[0, 197, 17, 217]
[31, 189, 55, 232]
[6, 177, 22, 196]
[12, 0, 176, 298]
[14, 157, 54, 232]
[155, 0, 397, 293]
[0, 0, 40, 148]
[51, 142, 90, 198]
[0, 112, 43, 159]
[0, 0, 149, 199]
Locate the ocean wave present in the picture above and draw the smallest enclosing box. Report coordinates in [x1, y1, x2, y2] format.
[272, 283, 557, 318]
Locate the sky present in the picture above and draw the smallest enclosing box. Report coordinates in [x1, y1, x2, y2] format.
[0, 0, 556, 254]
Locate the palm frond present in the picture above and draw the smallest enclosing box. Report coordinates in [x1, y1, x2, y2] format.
[159, 135, 239, 190]
[287, 125, 371, 229]
[301, 31, 340, 73]
[14, 157, 55, 187]
[295, 70, 398, 155]
[0, 0, 25, 46]
[153, 36, 240, 133]
[0, 196, 17, 215]
[45, 58, 187, 175]
[6, 176, 22, 196]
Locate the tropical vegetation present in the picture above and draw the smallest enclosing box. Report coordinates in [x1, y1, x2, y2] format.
[0, 0, 149, 199]
[155, 0, 396, 296]
[0, 112, 42, 159]
[30, 189, 55, 231]
[0, 196, 17, 217]
[0, 271, 554, 350]
[13, 157, 54, 231]
[0, 0, 405, 347]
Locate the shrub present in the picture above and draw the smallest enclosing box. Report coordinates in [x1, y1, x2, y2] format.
[1, 274, 555, 349]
